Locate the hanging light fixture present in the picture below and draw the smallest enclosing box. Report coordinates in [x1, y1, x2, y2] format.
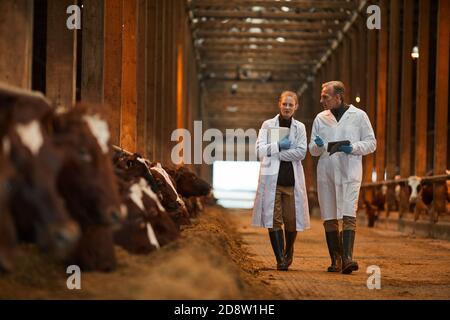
[411, 46, 419, 59]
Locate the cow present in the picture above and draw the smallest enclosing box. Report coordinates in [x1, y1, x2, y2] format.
[163, 166, 211, 198]
[148, 162, 191, 226]
[49, 105, 124, 271]
[0, 85, 80, 260]
[112, 153, 180, 254]
[0, 145, 16, 273]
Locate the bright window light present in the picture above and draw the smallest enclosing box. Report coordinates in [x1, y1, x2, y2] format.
[213, 161, 260, 209]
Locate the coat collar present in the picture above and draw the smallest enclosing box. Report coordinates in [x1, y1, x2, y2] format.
[271, 114, 300, 129]
[323, 104, 357, 120]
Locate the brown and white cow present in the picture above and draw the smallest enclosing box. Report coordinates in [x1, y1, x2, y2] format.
[113, 153, 179, 254]
[0, 85, 80, 259]
[49, 105, 124, 271]
[0, 144, 16, 273]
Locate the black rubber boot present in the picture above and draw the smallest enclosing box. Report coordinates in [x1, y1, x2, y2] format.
[342, 230, 359, 274]
[269, 229, 288, 271]
[325, 231, 342, 272]
[283, 230, 297, 267]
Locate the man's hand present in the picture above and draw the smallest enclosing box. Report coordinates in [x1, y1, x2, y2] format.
[314, 136, 324, 147]
[279, 136, 291, 150]
[338, 145, 353, 154]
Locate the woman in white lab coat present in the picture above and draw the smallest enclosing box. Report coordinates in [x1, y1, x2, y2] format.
[309, 81, 376, 274]
[252, 91, 310, 271]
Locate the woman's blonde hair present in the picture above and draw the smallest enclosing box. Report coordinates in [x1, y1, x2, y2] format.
[279, 91, 298, 105]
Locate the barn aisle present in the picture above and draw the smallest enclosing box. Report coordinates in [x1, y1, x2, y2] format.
[230, 209, 450, 300]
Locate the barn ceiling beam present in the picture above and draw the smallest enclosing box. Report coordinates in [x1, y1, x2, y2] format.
[198, 39, 331, 47]
[193, 10, 350, 20]
[199, 46, 326, 54]
[196, 30, 335, 40]
[191, 0, 357, 10]
[192, 20, 343, 31]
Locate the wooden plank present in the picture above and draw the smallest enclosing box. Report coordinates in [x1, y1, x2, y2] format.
[193, 10, 349, 20]
[0, 0, 34, 88]
[415, 0, 430, 177]
[194, 21, 342, 31]
[375, 0, 388, 182]
[146, 0, 157, 160]
[433, 0, 450, 221]
[46, 0, 77, 108]
[120, 0, 138, 152]
[81, 0, 105, 103]
[399, 0, 414, 217]
[385, 0, 401, 211]
[103, 0, 122, 146]
[136, 0, 147, 156]
[196, 30, 334, 40]
[363, 3, 377, 190]
[192, 0, 357, 10]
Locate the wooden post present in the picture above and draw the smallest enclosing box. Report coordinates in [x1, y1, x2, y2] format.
[46, 0, 77, 108]
[81, 0, 105, 103]
[104, 0, 123, 146]
[385, 0, 401, 212]
[375, 0, 388, 182]
[415, 0, 430, 177]
[363, 6, 378, 204]
[399, 0, 414, 217]
[136, 0, 147, 156]
[433, 0, 450, 222]
[0, 0, 34, 89]
[146, 0, 157, 160]
[120, 0, 138, 152]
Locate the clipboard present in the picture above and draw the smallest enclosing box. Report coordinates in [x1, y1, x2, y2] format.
[327, 140, 351, 155]
[267, 127, 290, 144]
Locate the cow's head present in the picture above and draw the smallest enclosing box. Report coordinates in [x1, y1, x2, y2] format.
[164, 166, 211, 197]
[0, 85, 80, 257]
[50, 105, 122, 227]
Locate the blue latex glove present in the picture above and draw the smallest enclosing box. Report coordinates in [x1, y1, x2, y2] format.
[278, 136, 291, 150]
[338, 145, 353, 154]
[314, 136, 324, 147]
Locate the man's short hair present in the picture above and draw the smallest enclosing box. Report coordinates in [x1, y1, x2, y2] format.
[322, 81, 345, 102]
[279, 91, 298, 105]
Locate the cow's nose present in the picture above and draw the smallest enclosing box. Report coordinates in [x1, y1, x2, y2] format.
[53, 221, 80, 256]
[109, 206, 126, 225]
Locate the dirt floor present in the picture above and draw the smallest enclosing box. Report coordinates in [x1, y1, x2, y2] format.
[231, 209, 450, 300]
[2, 205, 450, 300]
[0, 205, 274, 299]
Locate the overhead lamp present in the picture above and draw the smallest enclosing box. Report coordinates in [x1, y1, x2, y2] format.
[411, 46, 419, 59]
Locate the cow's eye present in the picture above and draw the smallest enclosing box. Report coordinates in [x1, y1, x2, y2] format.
[79, 148, 92, 162]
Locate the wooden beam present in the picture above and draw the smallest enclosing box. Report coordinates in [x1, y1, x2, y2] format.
[398, 0, 415, 217]
[200, 39, 330, 47]
[191, 0, 357, 10]
[433, 0, 450, 221]
[104, 0, 122, 146]
[0, 0, 34, 88]
[46, 0, 77, 108]
[81, 0, 105, 103]
[136, 0, 147, 156]
[193, 9, 349, 20]
[415, 0, 430, 177]
[375, 0, 388, 182]
[146, 0, 157, 160]
[193, 21, 343, 31]
[199, 46, 326, 54]
[120, 0, 138, 152]
[196, 30, 335, 40]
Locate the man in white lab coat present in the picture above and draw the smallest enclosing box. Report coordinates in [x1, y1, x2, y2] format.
[309, 81, 376, 274]
[252, 91, 310, 271]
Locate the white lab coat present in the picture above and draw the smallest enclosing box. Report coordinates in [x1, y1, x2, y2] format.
[252, 115, 310, 231]
[308, 105, 376, 220]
